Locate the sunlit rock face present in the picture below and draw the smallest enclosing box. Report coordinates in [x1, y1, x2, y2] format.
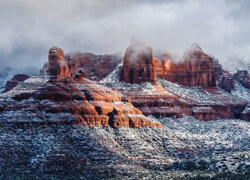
[156, 44, 216, 88]
[120, 41, 157, 85]
[48, 47, 71, 79]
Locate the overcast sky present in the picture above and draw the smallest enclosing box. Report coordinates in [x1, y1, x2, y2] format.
[0, 0, 250, 73]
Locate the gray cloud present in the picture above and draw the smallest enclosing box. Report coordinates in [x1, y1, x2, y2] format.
[0, 0, 249, 73]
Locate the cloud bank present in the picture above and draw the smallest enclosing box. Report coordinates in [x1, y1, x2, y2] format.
[0, 0, 249, 73]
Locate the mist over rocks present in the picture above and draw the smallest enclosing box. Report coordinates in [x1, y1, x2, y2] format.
[0, 0, 250, 178]
[0, 44, 249, 178]
[119, 42, 216, 88]
[120, 40, 157, 84]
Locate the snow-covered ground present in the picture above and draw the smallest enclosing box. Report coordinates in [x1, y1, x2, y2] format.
[222, 58, 250, 74]
[0, 74, 49, 98]
[231, 82, 250, 103]
[0, 115, 249, 179]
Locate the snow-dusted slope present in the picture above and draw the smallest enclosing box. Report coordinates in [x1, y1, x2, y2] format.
[100, 61, 122, 83]
[159, 79, 249, 104]
[0, 71, 13, 93]
[223, 58, 250, 74]
[231, 82, 250, 103]
[0, 115, 249, 179]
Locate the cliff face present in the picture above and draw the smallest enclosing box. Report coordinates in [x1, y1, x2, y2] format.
[119, 41, 157, 84]
[65, 53, 122, 81]
[156, 44, 216, 88]
[119, 43, 216, 88]
[0, 47, 162, 129]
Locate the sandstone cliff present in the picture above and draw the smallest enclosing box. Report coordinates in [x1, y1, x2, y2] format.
[156, 44, 216, 88]
[119, 40, 157, 84]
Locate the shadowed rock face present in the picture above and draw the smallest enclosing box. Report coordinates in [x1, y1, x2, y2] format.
[65, 53, 122, 81]
[214, 59, 235, 93]
[120, 41, 157, 84]
[48, 47, 71, 79]
[4, 74, 30, 92]
[234, 70, 250, 89]
[192, 107, 217, 121]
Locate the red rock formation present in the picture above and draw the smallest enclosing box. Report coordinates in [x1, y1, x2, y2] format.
[65, 53, 122, 81]
[156, 44, 216, 88]
[4, 74, 30, 92]
[0, 47, 162, 129]
[234, 70, 250, 89]
[48, 47, 71, 79]
[120, 41, 157, 84]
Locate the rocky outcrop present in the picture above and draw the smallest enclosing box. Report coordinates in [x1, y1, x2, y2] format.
[218, 72, 235, 93]
[3, 74, 30, 92]
[234, 70, 250, 89]
[213, 59, 235, 93]
[0, 47, 162, 129]
[65, 53, 122, 81]
[48, 47, 71, 79]
[120, 41, 157, 84]
[156, 44, 216, 88]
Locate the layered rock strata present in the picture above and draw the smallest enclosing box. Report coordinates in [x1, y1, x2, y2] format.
[119, 41, 157, 84]
[0, 47, 162, 128]
[156, 44, 216, 88]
